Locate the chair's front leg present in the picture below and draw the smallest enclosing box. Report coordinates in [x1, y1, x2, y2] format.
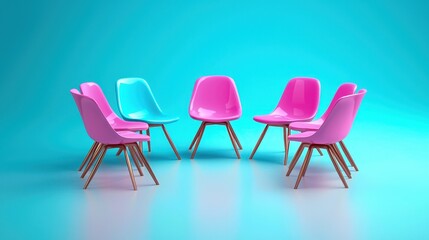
[294, 146, 314, 189]
[339, 141, 358, 171]
[191, 122, 207, 159]
[227, 122, 242, 150]
[283, 126, 291, 165]
[226, 123, 240, 159]
[189, 122, 204, 150]
[161, 125, 181, 160]
[83, 145, 107, 189]
[123, 146, 137, 190]
[249, 125, 269, 159]
[79, 141, 98, 171]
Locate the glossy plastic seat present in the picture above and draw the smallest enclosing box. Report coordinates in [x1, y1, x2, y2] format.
[78, 83, 150, 171]
[70, 89, 158, 190]
[286, 89, 366, 189]
[289, 83, 359, 171]
[289, 83, 357, 132]
[116, 78, 181, 160]
[250, 77, 321, 165]
[188, 76, 242, 159]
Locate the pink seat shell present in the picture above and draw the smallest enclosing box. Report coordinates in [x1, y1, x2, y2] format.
[288, 89, 366, 145]
[189, 76, 242, 122]
[70, 89, 150, 145]
[253, 77, 321, 125]
[289, 83, 357, 131]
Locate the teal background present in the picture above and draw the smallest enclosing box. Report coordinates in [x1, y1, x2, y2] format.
[1, 1, 428, 239]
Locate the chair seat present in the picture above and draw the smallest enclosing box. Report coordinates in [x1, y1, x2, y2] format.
[253, 114, 314, 125]
[289, 119, 324, 131]
[110, 119, 149, 131]
[287, 131, 317, 142]
[190, 111, 241, 122]
[117, 131, 150, 143]
[126, 111, 179, 124]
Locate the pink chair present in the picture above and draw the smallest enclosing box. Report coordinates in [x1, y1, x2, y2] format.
[250, 77, 321, 165]
[70, 89, 158, 190]
[189, 76, 242, 159]
[79, 82, 149, 170]
[289, 83, 359, 171]
[286, 90, 366, 189]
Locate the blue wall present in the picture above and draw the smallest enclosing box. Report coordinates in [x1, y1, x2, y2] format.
[1, 0, 428, 153]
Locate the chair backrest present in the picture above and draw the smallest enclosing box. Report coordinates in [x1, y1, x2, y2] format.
[276, 77, 321, 118]
[189, 75, 242, 116]
[116, 78, 163, 120]
[320, 83, 357, 120]
[80, 82, 116, 119]
[70, 89, 83, 114]
[309, 89, 366, 144]
[70, 89, 124, 144]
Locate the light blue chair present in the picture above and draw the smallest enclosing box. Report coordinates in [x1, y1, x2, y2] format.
[116, 78, 181, 160]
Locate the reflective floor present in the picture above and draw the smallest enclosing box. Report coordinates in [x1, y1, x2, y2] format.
[1, 113, 428, 240]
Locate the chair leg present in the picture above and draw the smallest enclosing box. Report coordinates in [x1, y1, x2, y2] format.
[286, 143, 306, 176]
[249, 125, 269, 159]
[133, 143, 159, 185]
[81, 143, 103, 178]
[301, 145, 315, 177]
[139, 130, 143, 152]
[191, 122, 207, 159]
[79, 141, 98, 171]
[283, 126, 291, 165]
[128, 146, 143, 176]
[326, 147, 348, 188]
[83, 146, 107, 189]
[227, 122, 242, 150]
[339, 141, 358, 171]
[123, 146, 138, 190]
[115, 149, 122, 156]
[294, 146, 314, 189]
[189, 122, 204, 150]
[161, 125, 181, 160]
[130, 144, 145, 167]
[226, 123, 241, 159]
[331, 144, 351, 179]
[316, 148, 323, 156]
[146, 128, 151, 152]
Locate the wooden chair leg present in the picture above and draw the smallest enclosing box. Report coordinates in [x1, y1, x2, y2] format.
[146, 128, 151, 152]
[139, 130, 143, 152]
[81, 143, 103, 178]
[316, 147, 323, 156]
[286, 143, 306, 176]
[327, 147, 348, 188]
[128, 146, 143, 176]
[83, 146, 107, 189]
[161, 125, 181, 160]
[339, 141, 358, 171]
[189, 122, 204, 150]
[294, 146, 313, 189]
[123, 146, 137, 190]
[331, 144, 351, 179]
[133, 143, 159, 185]
[191, 122, 206, 159]
[227, 122, 242, 150]
[283, 126, 291, 165]
[226, 123, 241, 159]
[79, 141, 98, 171]
[302, 146, 316, 177]
[115, 148, 122, 156]
[249, 125, 269, 159]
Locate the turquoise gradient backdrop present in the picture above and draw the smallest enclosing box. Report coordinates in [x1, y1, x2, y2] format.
[1, 1, 428, 239]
